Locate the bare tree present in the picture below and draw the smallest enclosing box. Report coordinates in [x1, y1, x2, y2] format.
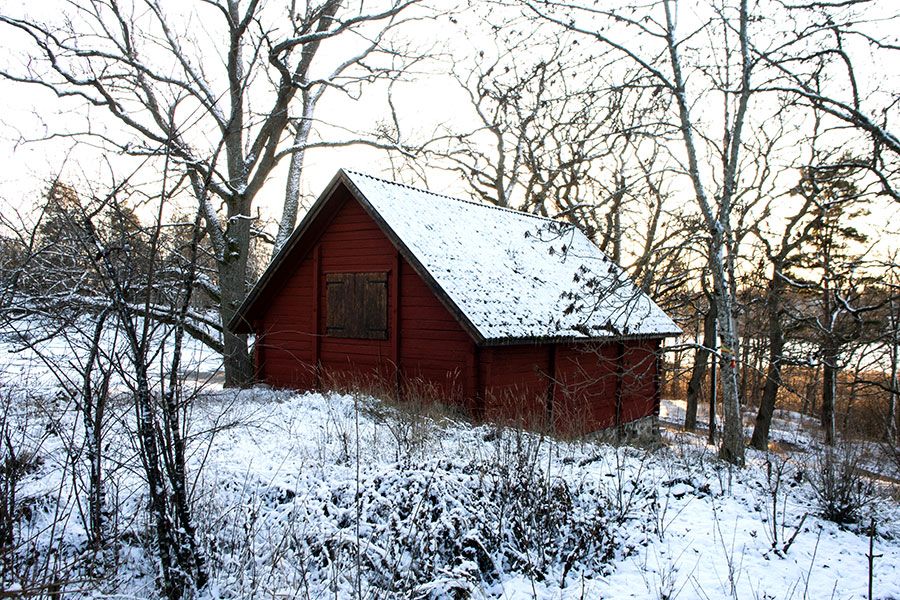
[518, 0, 759, 463]
[748, 190, 817, 450]
[0, 166, 216, 597]
[416, 29, 620, 214]
[0, 0, 426, 386]
[886, 261, 900, 441]
[406, 19, 690, 302]
[750, 0, 900, 201]
[68, 183, 208, 598]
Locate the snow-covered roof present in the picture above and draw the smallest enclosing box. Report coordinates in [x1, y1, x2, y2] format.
[232, 169, 680, 342]
[342, 170, 680, 342]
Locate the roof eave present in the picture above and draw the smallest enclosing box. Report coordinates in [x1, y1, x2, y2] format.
[227, 170, 350, 334]
[478, 329, 682, 347]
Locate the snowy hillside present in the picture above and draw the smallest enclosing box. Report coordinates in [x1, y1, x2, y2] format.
[2, 387, 898, 597]
[1, 328, 899, 599]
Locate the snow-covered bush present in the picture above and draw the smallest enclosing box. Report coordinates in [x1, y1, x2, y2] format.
[808, 444, 874, 525]
[195, 408, 632, 599]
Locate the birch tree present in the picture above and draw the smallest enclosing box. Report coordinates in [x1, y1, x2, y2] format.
[521, 0, 755, 463]
[886, 261, 900, 442]
[0, 0, 424, 386]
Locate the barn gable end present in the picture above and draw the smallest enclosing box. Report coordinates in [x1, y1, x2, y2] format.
[231, 169, 680, 435]
[245, 182, 474, 404]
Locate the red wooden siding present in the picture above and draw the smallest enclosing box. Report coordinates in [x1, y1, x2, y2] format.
[316, 196, 395, 386]
[398, 259, 473, 405]
[255, 255, 317, 390]
[620, 339, 660, 423]
[481, 345, 553, 428]
[480, 340, 661, 436]
[254, 187, 472, 402]
[553, 343, 620, 435]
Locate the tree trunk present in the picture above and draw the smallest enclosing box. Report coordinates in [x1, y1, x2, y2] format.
[820, 266, 837, 445]
[85, 213, 187, 598]
[709, 352, 717, 445]
[887, 296, 898, 441]
[663, 0, 746, 465]
[135, 370, 183, 600]
[712, 273, 744, 462]
[162, 215, 208, 589]
[822, 341, 838, 445]
[889, 341, 898, 441]
[81, 308, 110, 552]
[803, 363, 818, 415]
[273, 98, 316, 258]
[751, 273, 785, 450]
[218, 204, 254, 388]
[685, 299, 717, 431]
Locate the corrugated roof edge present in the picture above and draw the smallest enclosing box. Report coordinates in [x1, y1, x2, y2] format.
[344, 169, 581, 231]
[479, 331, 681, 346]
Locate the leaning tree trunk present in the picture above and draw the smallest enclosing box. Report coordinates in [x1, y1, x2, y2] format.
[685, 299, 717, 431]
[273, 99, 315, 259]
[751, 274, 785, 450]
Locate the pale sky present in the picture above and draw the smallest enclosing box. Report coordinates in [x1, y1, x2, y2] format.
[0, 0, 481, 221]
[2, 0, 900, 263]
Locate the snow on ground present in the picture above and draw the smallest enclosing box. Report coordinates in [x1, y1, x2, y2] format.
[662, 397, 900, 483]
[188, 391, 900, 600]
[2, 326, 899, 599]
[0, 314, 224, 390]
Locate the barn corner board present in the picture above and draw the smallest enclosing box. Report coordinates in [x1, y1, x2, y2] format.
[230, 168, 680, 435]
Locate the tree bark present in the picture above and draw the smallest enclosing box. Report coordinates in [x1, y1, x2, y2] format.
[162, 214, 207, 589]
[82, 309, 111, 552]
[712, 263, 745, 463]
[217, 192, 254, 387]
[662, 0, 747, 464]
[822, 338, 838, 445]
[685, 299, 717, 431]
[751, 272, 785, 450]
[888, 295, 898, 441]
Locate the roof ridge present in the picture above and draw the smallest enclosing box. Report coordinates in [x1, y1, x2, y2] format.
[343, 168, 574, 229]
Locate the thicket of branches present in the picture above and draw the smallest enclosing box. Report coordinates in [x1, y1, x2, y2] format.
[0, 171, 215, 597]
[382, 0, 900, 454]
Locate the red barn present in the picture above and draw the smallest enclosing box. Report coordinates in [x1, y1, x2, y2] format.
[229, 169, 680, 436]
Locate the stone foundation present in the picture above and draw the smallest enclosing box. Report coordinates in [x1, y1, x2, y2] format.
[585, 415, 660, 445]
